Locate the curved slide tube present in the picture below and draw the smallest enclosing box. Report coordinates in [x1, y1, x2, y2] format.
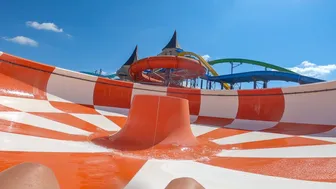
[178, 51, 231, 90]
[0, 51, 336, 189]
[209, 58, 296, 73]
[206, 71, 325, 84]
[129, 56, 206, 83]
[80, 71, 117, 79]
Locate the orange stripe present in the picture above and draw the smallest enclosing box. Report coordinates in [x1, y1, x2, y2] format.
[237, 88, 284, 121]
[0, 151, 147, 189]
[0, 104, 20, 112]
[220, 136, 334, 150]
[202, 157, 336, 182]
[0, 119, 87, 141]
[31, 112, 108, 133]
[0, 53, 55, 71]
[263, 122, 336, 135]
[104, 116, 127, 128]
[49, 101, 100, 114]
[167, 87, 201, 115]
[0, 59, 54, 99]
[197, 127, 250, 140]
[194, 116, 233, 127]
[93, 78, 133, 108]
[0, 53, 55, 100]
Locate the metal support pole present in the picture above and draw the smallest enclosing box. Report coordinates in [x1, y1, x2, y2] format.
[164, 69, 170, 86]
[206, 69, 210, 90]
[263, 81, 268, 88]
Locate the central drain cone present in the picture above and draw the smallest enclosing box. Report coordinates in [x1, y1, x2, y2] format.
[92, 95, 198, 150]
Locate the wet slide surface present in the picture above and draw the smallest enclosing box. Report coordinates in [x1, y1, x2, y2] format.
[0, 52, 336, 189]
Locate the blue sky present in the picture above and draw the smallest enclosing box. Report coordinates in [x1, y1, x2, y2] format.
[1, 0, 336, 88]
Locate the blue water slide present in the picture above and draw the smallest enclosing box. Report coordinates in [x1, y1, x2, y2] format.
[205, 71, 325, 84]
[80, 71, 116, 79]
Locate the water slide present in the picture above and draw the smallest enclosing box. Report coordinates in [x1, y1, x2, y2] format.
[0, 51, 335, 189]
[208, 58, 296, 73]
[80, 71, 117, 79]
[129, 55, 206, 83]
[206, 70, 325, 84]
[178, 51, 231, 90]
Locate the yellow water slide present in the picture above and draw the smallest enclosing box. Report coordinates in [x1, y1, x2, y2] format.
[178, 51, 230, 90]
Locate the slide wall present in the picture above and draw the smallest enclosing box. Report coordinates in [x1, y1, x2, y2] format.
[0, 52, 335, 189]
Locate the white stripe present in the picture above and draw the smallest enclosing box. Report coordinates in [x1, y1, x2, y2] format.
[225, 119, 278, 131]
[46, 93, 72, 103]
[94, 105, 129, 116]
[47, 67, 97, 105]
[213, 131, 289, 145]
[0, 112, 91, 135]
[190, 124, 218, 137]
[0, 95, 62, 112]
[216, 144, 336, 158]
[199, 90, 238, 119]
[131, 83, 167, 103]
[281, 82, 336, 125]
[125, 160, 335, 189]
[0, 51, 3, 56]
[0, 132, 110, 152]
[189, 115, 198, 123]
[301, 136, 336, 143]
[71, 113, 121, 131]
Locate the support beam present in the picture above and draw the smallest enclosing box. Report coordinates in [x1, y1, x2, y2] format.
[263, 81, 268, 88]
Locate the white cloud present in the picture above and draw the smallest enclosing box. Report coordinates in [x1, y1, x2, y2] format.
[202, 54, 211, 61]
[300, 61, 315, 67]
[288, 60, 336, 78]
[26, 21, 63, 33]
[3, 36, 38, 47]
